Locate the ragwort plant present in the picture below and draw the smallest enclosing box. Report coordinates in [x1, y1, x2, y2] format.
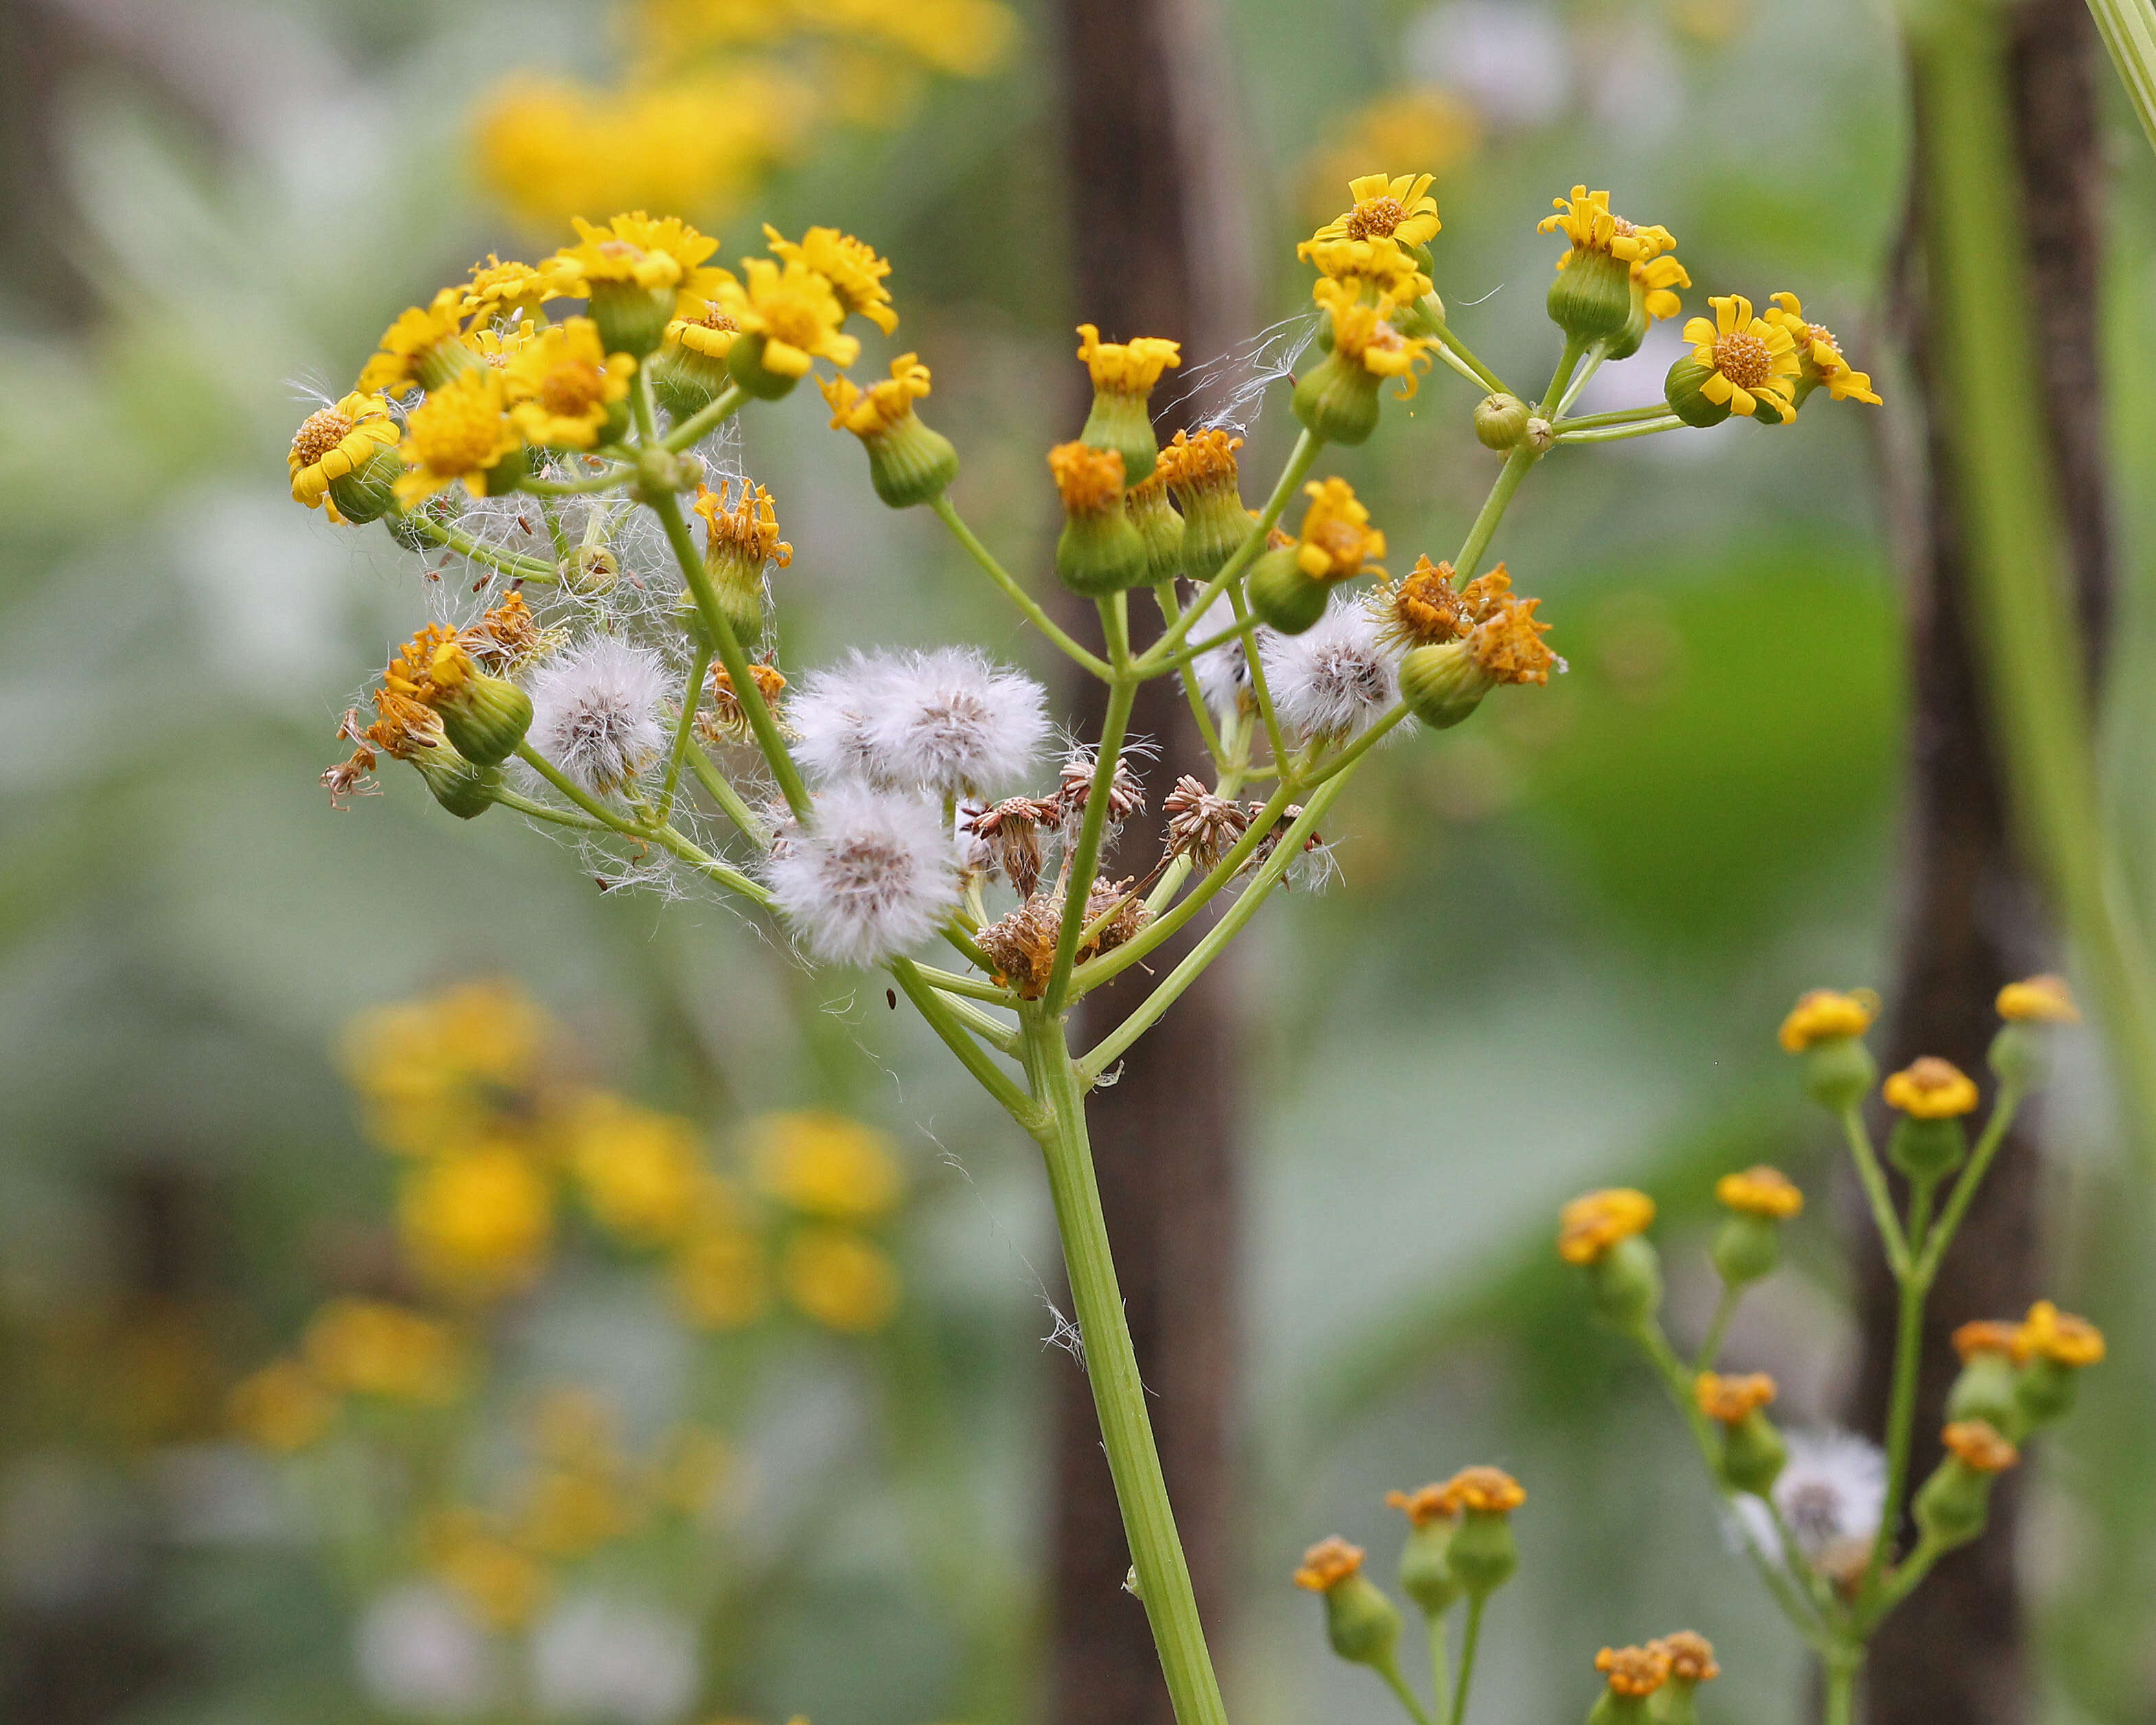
[292, 176, 1930, 1724]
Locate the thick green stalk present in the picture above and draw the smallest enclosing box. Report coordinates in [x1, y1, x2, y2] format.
[1912, 2, 2156, 1165]
[1018, 1012, 1228, 1725]
[1043, 649, 1138, 1015]
[2085, 0, 2156, 155]
[1449, 1595, 1487, 1725]
[1862, 1263, 1931, 1605]
[1822, 1644, 1863, 1725]
[932, 495, 1114, 679]
[1452, 445, 1537, 581]
[1427, 1617, 1452, 1725]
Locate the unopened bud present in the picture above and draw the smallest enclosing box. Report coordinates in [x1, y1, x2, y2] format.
[410, 743, 502, 821]
[1888, 1115, 1968, 1185]
[1586, 1233, 1663, 1332]
[726, 330, 803, 401]
[1247, 545, 1331, 636]
[1473, 393, 1530, 450]
[1524, 416, 1556, 455]
[1292, 348, 1384, 446]
[585, 279, 676, 361]
[562, 545, 620, 596]
[1717, 1410, 1787, 1497]
[1547, 248, 1634, 345]
[1801, 1036, 1877, 1112]
[1397, 640, 1491, 730]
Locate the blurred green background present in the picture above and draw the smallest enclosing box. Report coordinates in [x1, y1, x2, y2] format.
[3, 0, 2155, 1722]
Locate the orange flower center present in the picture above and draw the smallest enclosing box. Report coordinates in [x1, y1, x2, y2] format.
[1346, 195, 1407, 240]
[1308, 521, 1369, 575]
[291, 408, 353, 467]
[1713, 330, 1771, 389]
[540, 358, 607, 418]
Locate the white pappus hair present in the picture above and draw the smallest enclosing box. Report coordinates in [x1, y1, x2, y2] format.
[865, 646, 1051, 797]
[1189, 593, 1261, 722]
[762, 783, 964, 966]
[788, 650, 902, 785]
[1261, 593, 1404, 745]
[526, 636, 672, 796]
[1733, 1428, 1888, 1573]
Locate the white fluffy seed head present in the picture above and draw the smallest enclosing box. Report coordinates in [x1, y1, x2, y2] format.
[1734, 1428, 1887, 1570]
[526, 636, 672, 795]
[788, 650, 902, 785]
[762, 783, 963, 966]
[1261, 594, 1403, 744]
[1189, 593, 1263, 720]
[865, 646, 1051, 797]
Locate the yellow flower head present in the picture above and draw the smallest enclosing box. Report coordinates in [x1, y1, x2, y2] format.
[2013, 1299, 2105, 1367]
[1539, 186, 1676, 264]
[567, 1093, 706, 1247]
[1997, 973, 2078, 1023]
[782, 1226, 900, 1333]
[1385, 1483, 1458, 1527]
[1293, 477, 1386, 582]
[1951, 1318, 2021, 1362]
[716, 256, 862, 377]
[822, 352, 932, 439]
[1715, 1165, 1803, 1220]
[1311, 172, 1442, 250]
[1763, 293, 1883, 406]
[550, 210, 721, 296]
[289, 392, 402, 515]
[1156, 428, 1243, 500]
[303, 1298, 463, 1403]
[1440, 1465, 1526, 1516]
[1557, 1187, 1655, 1266]
[702, 659, 790, 746]
[765, 223, 898, 334]
[1049, 439, 1126, 514]
[399, 1145, 555, 1299]
[1292, 1535, 1366, 1590]
[1373, 555, 1470, 649]
[1633, 250, 1692, 323]
[1883, 1056, 1980, 1119]
[693, 479, 793, 571]
[1941, 1419, 2019, 1474]
[1653, 1633, 1720, 1686]
[1459, 567, 1559, 685]
[751, 1109, 902, 1222]
[393, 368, 521, 507]
[1596, 1645, 1673, 1699]
[1311, 277, 1436, 395]
[424, 1505, 551, 1630]
[1777, 987, 1879, 1053]
[461, 255, 551, 324]
[358, 287, 475, 394]
[1694, 1370, 1777, 1424]
[1076, 323, 1182, 397]
[339, 980, 549, 1156]
[665, 293, 742, 361]
[672, 1200, 770, 1332]
[1298, 233, 1433, 304]
[1682, 295, 1800, 420]
[503, 317, 634, 449]
[471, 591, 559, 675]
[227, 1359, 336, 1452]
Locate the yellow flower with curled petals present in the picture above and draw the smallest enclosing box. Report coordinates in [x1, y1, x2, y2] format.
[1716, 1165, 1803, 1219]
[1557, 1187, 1653, 1265]
[1778, 987, 1878, 1051]
[822, 353, 932, 439]
[1292, 477, 1385, 582]
[503, 317, 636, 449]
[461, 255, 550, 324]
[289, 393, 401, 516]
[1438, 1465, 1525, 1514]
[1539, 185, 1675, 264]
[1763, 293, 1882, 407]
[1940, 1419, 2019, 1473]
[1633, 251, 1691, 323]
[1311, 277, 1434, 397]
[1309, 172, 1441, 250]
[1076, 323, 1182, 396]
[549, 210, 722, 297]
[1681, 295, 1800, 420]
[2014, 1299, 2105, 1367]
[1997, 973, 2078, 1023]
[665, 290, 742, 361]
[1694, 1370, 1776, 1424]
[764, 223, 898, 334]
[358, 288, 478, 395]
[1292, 1535, 1366, 1590]
[1882, 1056, 1980, 1119]
[393, 368, 522, 507]
[715, 257, 861, 377]
[1299, 233, 1433, 302]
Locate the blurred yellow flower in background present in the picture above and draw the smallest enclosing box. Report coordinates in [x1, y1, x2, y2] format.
[569, 1093, 707, 1246]
[400, 1145, 556, 1299]
[227, 1358, 336, 1452]
[304, 1298, 465, 1403]
[750, 1109, 900, 1221]
[781, 1225, 899, 1332]
[341, 981, 551, 1158]
[1300, 91, 1480, 233]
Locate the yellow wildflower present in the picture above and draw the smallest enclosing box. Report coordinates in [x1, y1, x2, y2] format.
[1300, 233, 1434, 302]
[1292, 477, 1386, 582]
[1438, 1465, 1525, 1515]
[548, 210, 723, 299]
[1075, 323, 1182, 396]
[1458, 567, 1559, 685]
[227, 1359, 335, 1452]
[672, 1215, 770, 1330]
[2013, 1299, 2105, 1367]
[749, 1110, 901, 1222]
[520, 1469, 634, 1558]
[1763, 293, 1883, 406]
[821, 352, 932, 438]
[424, 1506, 551, 1630]
[1715, 1165, 1803, 1219]
[1653, 1633, 1720, 1686]
[289, 392, 402, 516]
[357, 287, 477, 395]
[781, 1226, 899, 1333]
[1694, 1370, 1776, 1424]
[1940, 1419, 2019, 1474]
[503, 317, 635, 449]
[701, 659, 790, 746]
[715, 256, 861, 376]
[1632, 249, 1691, 323]
[764, 223, 898, 333]
[461, 254, 551, 324]
[1680, 295, 1800, 420]
[1539, 185, 1675, 264]
[392, 368, 522, 508]
[1557, 1187, 1654, 1266]
[1292, 1535, 1366, 1590]
[694, 478, 792, 570]
[399, 1145, 555, 1299]
[1882, 1056, 1980, 1119]
[1997, 974, 2078, 1023]
[1048, 440, 1126, 514]
[566, 1093, 706, 1247]
[665, 293, 742, 361]
[340, 981, 549, 1156]
[1777, 987, 1878, 1052]
[1385, 1483, 1456, 1527]
[1597, 1646, 1672, 1698]
[303, 1299, 463, 1403]
[1309, 172, 1442, 250]
[1953, 1319, 2021, 1360]
[1311, 277, 1434, 396]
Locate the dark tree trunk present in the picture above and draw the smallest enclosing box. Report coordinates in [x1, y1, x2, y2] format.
[1048, 5, 1250, 1724]
[1859, 4, 2111, 1722]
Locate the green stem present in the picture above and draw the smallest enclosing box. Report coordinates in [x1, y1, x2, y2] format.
[1551, 346, 1605, 418]
[1555, 417, 1684, 445]
[1694, 1283, 1742, 1374]
[1154, 581, 1229, 767]
[1863, 1530, 1949, 1627]
[1044, 648, 1138, 1016]
[1139, 429, 1322, 669]
[1449, 1595, 1487, 1725]
[1378, 1660, 1436, 1725]
[1299, 703, 1410, 790]
[891, 959, 1040, 1126]
[1822, 1643, 1863, 1725]
[1862, 1259, 1931, 1606]
[396, 512, 558, 582]
[514, 742, 643, 833]
[909, 962, 1020, 1007]
[1229, 581, 1291, 768]
[2084, 0, 2156, 158]
[1018, 1011, 1228, 1725]
[1839, 1107, 1913, 1276]
[1916, 1087, 2021, 1281]
[931, 494, 1114, 679]
[1427, 1614, 1452, 1725]
[1912, 1, 2156, 1169]
[661, 381, 749, 451]
[657, 643, 713, 822]
[1553, 404, 1670, 433]
[492, 788, 608, 832]
[520, 465, 634, 496]
[685, 743, 770, 846]
[1540, 334, 1588, 411]
[1424, 306, 1506, 394]
[1453, 445, 1537, 581]
[641, 821, 770, 903]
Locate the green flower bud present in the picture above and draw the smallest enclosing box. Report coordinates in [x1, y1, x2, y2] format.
[1586, 1233, 1664, 1332]
[1888, 1115, 1969, 1185]
[1547, 248, 1635, 345]
[1445, 1509, 1519, 1599]
[1710, 1211, 1783, 1288]
[862, 414, 961, 510]
[1081, 389, 1160, 488]
[1323, 1572, 1403, 1667]
[1127, 479, 1184, 586]
[562, 545, 621, 597]
[1395, 1514, 1461, 1618]
[1603, 290, 1651, 363]
[1247, 546, 1331, 635]
[1293, 347, 1384, 446]
[1474, 392, 1532, 450]
[1914, 1456, 1992, 1549]
[435, 670, 532, 768]
[1075, 325, 1180, 485]
[1717, 1408, 1788, 1497]
[326, 446, 404, 526]
[1664, 357, 1734, 429]
[1987, 1022, 2051, 1092]
[413, 336, 483, 394]
[726, 330, 804, 401]
[1800, 1036, 1877, 1112]
[1945, 1351, 2021, 1433]
[586, 278, 676, 361]
[2015, 1355, 2080, 1426]
[1397, 641, 1491, 730]
[649, 339, 733, 422]
[410, 743, 502, 821]
[1051, 442, 1148, 597]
